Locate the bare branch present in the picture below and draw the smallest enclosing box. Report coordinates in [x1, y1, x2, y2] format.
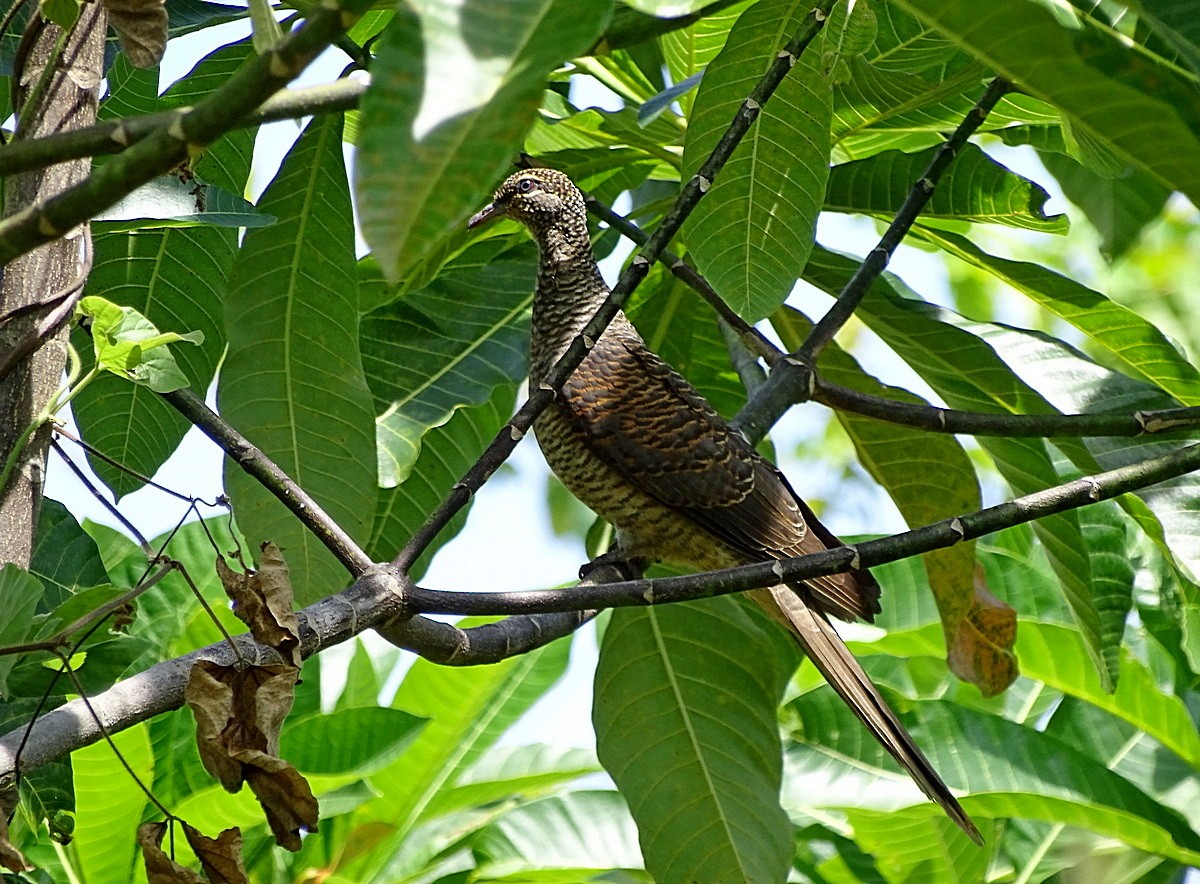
[734, 76, 1014, 444]
[405, 440, 1200, 615]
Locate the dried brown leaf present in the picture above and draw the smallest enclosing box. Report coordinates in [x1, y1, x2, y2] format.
[103, 0, 167, 67]
[216, 542, 301, 667]
[182, 822, 248, 884]
[183, 661, 316, 850]
[0, 810, 31, 873]
[946, 567, 1019, 698]
[245, 760, 318, 852]
[138, 822, 204, 884]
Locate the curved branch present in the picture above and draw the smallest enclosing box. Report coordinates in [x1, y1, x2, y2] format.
[0, 3, 364, 265]
[405, 440, 1200, 615]
[0, 78, 367, 178]
[813, 376, 1200, 437]
[734, 76, 1014, 444]
[393, 0, 839, 572]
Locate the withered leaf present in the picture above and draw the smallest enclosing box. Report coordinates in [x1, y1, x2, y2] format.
[103, 0, 167, 68]
[182, 822, 248, 884]
[245, 761, 318, 852]
[138, 822, 204, 883]
[0, 813, 31, 873]
[216, 542, 301, 667]
[946, 568, 1019, 698]
[183, 661, 317, 850]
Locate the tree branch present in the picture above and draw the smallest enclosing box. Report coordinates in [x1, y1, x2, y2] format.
[405, 439, 1200, 615]
[812, 375, 1200, 437]
[0, 78, 367, 178]
[734, 76, 1013, 444]
[0, 3, 366, 265]
[393, 0, 838, 572]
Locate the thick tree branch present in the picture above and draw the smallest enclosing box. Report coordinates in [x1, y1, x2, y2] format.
[406, 440, 1200, 615]
[0, 78, 367, 178]
[0, 3, 366, 265]
[394, 0, 839, 571]
[734, 75, 1014, 444]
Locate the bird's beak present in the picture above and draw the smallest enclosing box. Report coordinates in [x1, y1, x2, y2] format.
[468, 202, 502, 229]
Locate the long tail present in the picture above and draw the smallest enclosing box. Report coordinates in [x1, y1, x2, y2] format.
[755, 586, 982, 845]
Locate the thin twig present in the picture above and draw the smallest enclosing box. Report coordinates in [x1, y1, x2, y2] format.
[50, 436, 152, 552]
[53, 424, 215, 505]
[734, 76, 1014, 444]
[404, 439, 1200, 615]
[393, 1, 838, 572]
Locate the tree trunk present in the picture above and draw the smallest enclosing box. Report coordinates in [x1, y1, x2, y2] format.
[0, 4, 106, 566]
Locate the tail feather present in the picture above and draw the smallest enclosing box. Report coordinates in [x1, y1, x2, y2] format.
[757, 585, 982, 845]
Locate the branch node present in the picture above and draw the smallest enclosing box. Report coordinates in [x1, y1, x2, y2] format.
[642, 585, 655, 604]
[949, 517, 966, 540]
[920, 177, 935, 193]
[777, 49, 797, 67]
[813, 6, 828, 21]
[111, 124, 130, 146]
[37, 214, 60, 237]
[848, 546, 862, 570]
[744, 97, 761, 112]
[771, 560, 785, 582]
[581, 334, 595, 349]
[1083, 476, 1101, 501]
[508, 424, 525, 442]
[167, 114, 188, 143]
[937, 408, 947, 430]
[695, 174, 711, 193]
[269, 51, 293, 78]
[631, 255, 650, 268]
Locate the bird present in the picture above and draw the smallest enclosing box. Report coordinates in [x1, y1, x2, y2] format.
[468, 167, 981, 843]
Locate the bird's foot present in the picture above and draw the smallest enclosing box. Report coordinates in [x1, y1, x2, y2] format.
[580, 550, 648, 583]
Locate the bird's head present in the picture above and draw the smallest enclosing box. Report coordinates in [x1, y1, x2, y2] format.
[468, 168, 586, 240]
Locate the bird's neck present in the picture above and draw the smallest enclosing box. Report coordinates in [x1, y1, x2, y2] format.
[529, 224, 616, 383]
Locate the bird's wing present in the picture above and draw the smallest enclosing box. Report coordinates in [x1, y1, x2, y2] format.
[559, 332, 879, 622]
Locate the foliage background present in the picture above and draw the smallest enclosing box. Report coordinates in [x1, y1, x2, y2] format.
[2, 0, 1200, 881]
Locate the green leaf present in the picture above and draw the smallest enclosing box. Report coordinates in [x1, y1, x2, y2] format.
[0, 565, 43, 698]
[361, 247, 533, 487]
[785, 690, 1200, 863]
[220, 113, 376, 606]
[39, 0, 79, 30]
[69, 722, 151, 883]
[248, 0, 283, 51]
[356, 0, 613, 281]
[826, 144, 1068, 233]
[843, 806, 995, 882]
[594, 598, 793, 883]
[1017, 621, 1200, 769]
[76, 295, 204, 393]
[426, 744, 601, 819]
[888, 0, 1200, 205]
[682, 0, 833, 320]
[362, 631, 571, 850]
[75, 225, 232, 496]
[93, 175, 274, 230]
[368, 386, 517, 577]
[281, 707, 425, 775]
[620, 0, 710, 15]
[473, 791, 645, 881]
[660, 0, 750, 117]
[915, 228, 1200, 404]
[31, 499, 108, 609]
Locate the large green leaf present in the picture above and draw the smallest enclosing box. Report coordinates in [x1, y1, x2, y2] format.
[594, 598, 794, 883]
[0, 566, 43, 698]
[802, 246, 1117, 687]
[916, 228, 1200, 405]
[346, 632, 572, 879]
[356, 0, 613, 281]
[30, 498, 108, 609]
[361, 246, 533, 488]
[1017, 622, 1200, 769]
[682, 0, 833, 320]
[888, 0, 1200, 205]
[826, 144, 1067, 233]
[425, 744, 600, 819]
[69, 722, 152, 883]
[281, 707, 426, 775]
[472, 791, 646, 882]
[367, 388, 517, 578]
[784, 690, 1200, 863]
[220, 113, 376, 605]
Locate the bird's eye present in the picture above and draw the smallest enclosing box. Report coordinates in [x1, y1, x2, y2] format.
[517, 178, 535, 194]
